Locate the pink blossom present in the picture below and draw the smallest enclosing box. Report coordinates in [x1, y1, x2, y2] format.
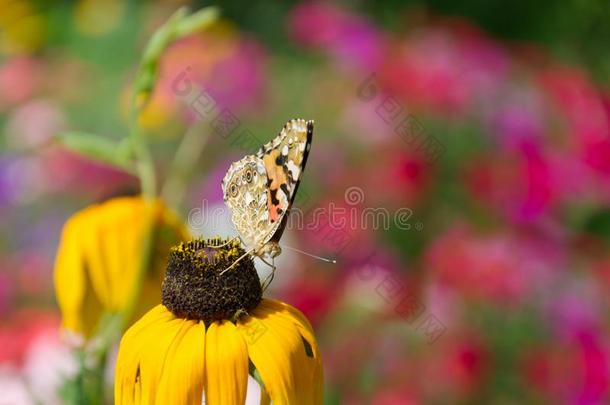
[289, 2, 385, 71]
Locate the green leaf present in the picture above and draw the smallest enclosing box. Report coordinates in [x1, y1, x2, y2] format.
[134, 6, 219, 105]
[59, 349, 106, 405]
[56, 132, 133, 171]
[174, 7, 220, 37]
[584, 208, 610, 243]
[250, 365, 266, 391]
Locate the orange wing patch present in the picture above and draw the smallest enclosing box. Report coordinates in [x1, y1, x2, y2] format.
[263, 151, 289, 223]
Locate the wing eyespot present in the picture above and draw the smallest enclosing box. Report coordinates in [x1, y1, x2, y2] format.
[229, 182, 239, 197]
[244, 168, 253, 183]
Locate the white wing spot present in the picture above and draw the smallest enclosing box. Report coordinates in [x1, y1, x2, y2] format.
[245, 192, 254, 205]
[287, 160, 300, 179]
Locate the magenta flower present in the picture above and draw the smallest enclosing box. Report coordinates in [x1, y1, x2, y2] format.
[0, 57, 44, 109]
[289, 2, 385, 71]
[426, 225, 560, 305]
[382, 24, 508, 115]
[464, 142, 554, 223]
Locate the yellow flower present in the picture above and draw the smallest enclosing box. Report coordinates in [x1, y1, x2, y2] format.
[0, 0, 46, 54]
[74, 0, 125, 37]
[114, 238, 324, 405]
[54, 196, 189, 339]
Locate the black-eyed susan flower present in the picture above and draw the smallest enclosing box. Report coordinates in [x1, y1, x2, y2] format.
[114, 238, 323, 405]
[54, 196, 189, 340]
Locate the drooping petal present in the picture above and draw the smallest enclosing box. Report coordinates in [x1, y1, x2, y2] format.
[115, 305, 169, 404]
[101, 199, 155, 312]
[237, 301, 322, 405]
[259, 299, 315, 336]
[257, 299, 318, 355]
[53, 214, 88, 334]
[257, 299, 324, 401]
[54, 197, 189, 339]
[104, 200, 139, 310]
[115, 305, 184, 405]
[204, 321, 249, 405]
[82, 208, 112, 308]
[154, 319, 205, 404]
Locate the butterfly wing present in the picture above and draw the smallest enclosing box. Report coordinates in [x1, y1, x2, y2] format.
[222, 156, 274, 248]
[257, 118, 313, 244]
[222, 119, 313, 250]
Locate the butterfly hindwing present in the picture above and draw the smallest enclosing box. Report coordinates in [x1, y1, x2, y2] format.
[222, 156, 272, 248]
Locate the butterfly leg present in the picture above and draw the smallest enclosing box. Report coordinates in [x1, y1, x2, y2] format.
[219, 247, 255, 276]
[232, 308, 249, 322]
[259, 256, 276, 292]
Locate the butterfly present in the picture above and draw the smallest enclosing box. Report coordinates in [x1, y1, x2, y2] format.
[219, 118, 313, 274]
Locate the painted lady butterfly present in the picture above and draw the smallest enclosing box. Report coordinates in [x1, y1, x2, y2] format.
[221, 118, 313, 271]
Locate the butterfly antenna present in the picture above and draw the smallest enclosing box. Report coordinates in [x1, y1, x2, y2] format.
[281, 244, 337, 264]
[208, 236, 240, 249]
[219, 247, 255, 276]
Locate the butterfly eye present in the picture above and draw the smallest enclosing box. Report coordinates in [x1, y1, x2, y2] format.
[229, 183, 239, 197]
[245, 169, 253, 183]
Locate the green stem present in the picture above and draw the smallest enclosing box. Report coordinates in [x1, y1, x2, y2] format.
[115, 96, 157, 331]
[66, 7, 220, 404]
[121, 216, 156, 328]
[76, 99, 157, 405]
[161, 121, 213, 209]
[128, 94, 156, 199]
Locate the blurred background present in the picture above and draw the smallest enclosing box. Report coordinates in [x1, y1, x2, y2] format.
[2, 0, 610, 404]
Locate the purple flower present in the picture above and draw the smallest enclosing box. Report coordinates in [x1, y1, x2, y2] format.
[488, 89, 545, 151]
[0, 159, 16, 207]
[206, 38, 267, 112]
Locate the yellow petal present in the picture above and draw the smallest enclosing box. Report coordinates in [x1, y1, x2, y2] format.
[204, 321, 249, 405]
[237, 302, 322, 405]
[110, 201, 147, 311]
[105, 202, 135, 310]
[154, 319, 205, 404]
[259, 299, 315, 335]
[53, 215, 87, 333]
[115, 305, 182, 405]
[236, 313, 297, 404]
[82, 209, 112, 308]
[258, 299, 318, 355]
[258, 299, 324, 401]
[54, 196, 189, 338]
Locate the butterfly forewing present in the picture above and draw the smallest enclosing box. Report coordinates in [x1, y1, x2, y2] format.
[257, 119, 313, 243]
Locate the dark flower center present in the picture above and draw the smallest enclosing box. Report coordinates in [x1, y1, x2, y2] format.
[162, 237, 262, 323]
